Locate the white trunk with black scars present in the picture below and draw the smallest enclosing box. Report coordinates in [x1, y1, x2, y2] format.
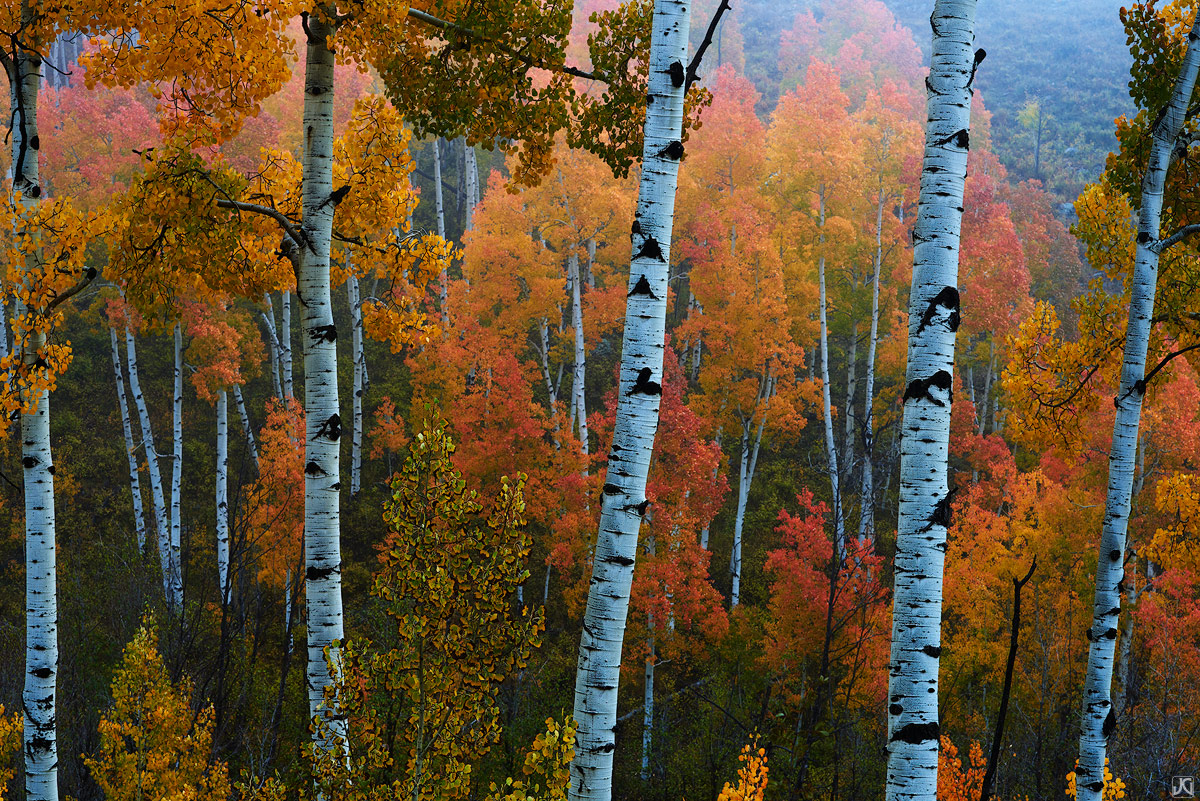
[12, 36, 58, 801]
[859, 187, 885, 544]
[233, 384, 259, 470]
[216, 389, 230, 600]
[349, 275, 364, 496]
[886, 3, 977, 800]
[281, 290, 294, 399]
[169, 322, 184, 608]
[1075, 16, 1200, 801]
[570, 253, 589, 465]
[569, 2, 691, 799]
[298, 14, 347, 756]
[111, 327, 147, 550]
[126, 329, 171, 601]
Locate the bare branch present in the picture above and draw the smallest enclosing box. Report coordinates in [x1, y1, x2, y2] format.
[685, 0, 731, 91]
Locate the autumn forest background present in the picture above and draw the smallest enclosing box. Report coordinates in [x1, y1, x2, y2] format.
[0, 1, 1194, 801]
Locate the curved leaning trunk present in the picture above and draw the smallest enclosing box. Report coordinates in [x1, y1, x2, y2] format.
[125, 329, 172, 601]
[262, 294, 284, 398]
[886, 3, 977, 799]
[298, 15, 347, 755]
[111, 327, 147, 550]
[1075, 18, 1200, 801]
[859, 187, 884, 544]
[233, 384, 260, 470]
[216, 389, 230, 601]
[569, 2, 692, 797]
[12, 35, 59, 801]
[169, 322, 184, 608]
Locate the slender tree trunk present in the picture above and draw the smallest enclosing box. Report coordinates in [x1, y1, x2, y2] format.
[126, 329, 171, 599]
[571, 254, 589, 468]
[11, 33, 58, 799]
[700, 427, 723, 551]
[977, 342, 995, 436]
[465, 143, 479, 231]
[859, 187, 885, 544]
[281, 290, 294, 399]
[642, 626, 655, 783]
[111, 327, 147, 550]
[433, 138, 449, 330]
[263, 294, 283, 398]
[233, 384, 259, 470]
[817, 199, 846, 559]
[886, 3, 978, 799]
[730, 424, 750, 607]
[844, 320, 858, 472]
[349, 275, 365, 496]
[169, 322, 184, 608]
[216, 389, 230, 600]
[1075, 17, 1200, 800]
[539, 318, 558, 409]
[569, 2, 692, 796]
[298, 15, 347, 756]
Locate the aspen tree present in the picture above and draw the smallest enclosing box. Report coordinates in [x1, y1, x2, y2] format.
[886, 2, 980, 799]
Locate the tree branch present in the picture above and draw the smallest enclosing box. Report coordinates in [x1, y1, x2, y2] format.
[685, 0, 732, 91]
[45, 267, 99, 313]
[215, 197, 310, 254]
[1152, 223, 1200, 252]
[404, 8, 601, 82]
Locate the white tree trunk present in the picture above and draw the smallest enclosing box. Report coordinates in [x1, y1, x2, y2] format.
[859, 187, 884, 544]
[11, 35, 58, 800]
[216, 389, 230, 600]
[539, 318, 558, 408]
[844, 321, 858, 469]
[433, 138, 448, 330]
[569, 1, 692, 796]
[125, 329, 171, 601]
[298, 16, 348, 756]
[233, 383, 259, 470]
[641, 627, 654, 783]
[465, 143, 479, 231]
[349, 275, 364, 496]
[1075, 17, 1200, 801]
[111, 327, 147, 550]
[262, 295, 283, 398]
[886, 3, 977, 799]
[570, 254, 589, 467]
[281, 290, 294, 399]
[817, 210, 846, 559]
[169, 322, 184, 609]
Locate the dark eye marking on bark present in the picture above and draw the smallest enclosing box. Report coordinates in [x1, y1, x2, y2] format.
[916, 286, 960, 334]
[658, 140, 684, 161]
[602, 483, 621, 495]
[30, 667, 51, 679]
[314, 413, 341, 442]
[310, 324, 337, 343]
[922, 645, 942, 657]
[305, 460, 326, 477]
[306, 564, 340, 581]
[1103, 709, 1117, 738]
[628, 274, 658, 299]
[29, 134, 39, 151]
[627, 367, 662, 397]
[634, 236, 665, 263]
[631, 218, 642, 238]
[604, 554, 635, 567]
[668, 60, 684, 87]
[902, 370, 954, 407]
[966, 48, 987, 89]
[889, 703, 904, 715]
[934, 128, 970, 150]
[22, 456, 35, 469]
[1109, 548, 1122, 561]
[635, 499, 651, 515]
[891, 721, 939, 744]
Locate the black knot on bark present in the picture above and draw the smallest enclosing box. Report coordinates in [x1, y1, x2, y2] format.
[627, 367, 662, 397]
[22, 456, 35, 469]
[1103, 709, 1117, 737]
[628, 274, 658, 299]
[29, 186, 40, 198]
[605, 554, 635, 567]
[668, 60, 685, 87]
[602, 482, 621, 496]
[891, 721, 939, 744]
[310, 324, 337, 343]
[635, 499, 651, 515]
[86, 266, 97, 280]
[917, 286, 960, 334]
[315, 413, 341, 442]
[47, 464, 55, 475]
[29, 135, 39, 151]
[1137, 231, 1152, 244]
[658, 140, 685, 161]
[306, 564, 340, 581]
[889, 703, 904, 715]
[1110, 548, 1122, 562]
[305, 460, 325, 477]
[30, 667, 52, 679]
[922, 644, 942, 658]
[902, 370, 954, 407]
[634, 236, 665, 263]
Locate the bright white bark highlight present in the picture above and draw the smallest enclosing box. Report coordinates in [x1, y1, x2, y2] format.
[281, 290, 294, 399]
[817, 228, 846, 559]
[349, 275, 365, 496]
[569, 2, 691, 798]
[233, 383, 259, 470]
[570, 253, 589, 466]
[262, 294, 283, 398]
[216, 389, 230, 600]
[1075, 17, 1200, 801]
[859, 187, 885, 544]
[730, 407, 766, 608]
[886, 3, 977, 799]
[111, 327, 147, 550]
[125, 329, 172, 601]
[465, 143, 479, 231]
[298, 17, 347, 755]
[433, 139, 449, 330]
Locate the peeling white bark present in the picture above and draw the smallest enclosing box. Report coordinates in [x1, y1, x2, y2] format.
[886, 3, 978, 799]
[1075, 16, 1200, 801]
[111, 327, 147, 550]
[569, 3, 692, 797]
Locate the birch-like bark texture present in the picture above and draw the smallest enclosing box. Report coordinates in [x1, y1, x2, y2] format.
[281, 290, 294, 399]
[216, 389, 230, 600]
[730, 410, 765, 607]
[817, 226, 846, 559]
[859, 187, 884, 544]
[433, 139, 449, 330]
[11, 33, 58, 801]
[169, 322, 184, 608]
[262, 295, 283, 398]
[1075, 17, 1200, 801]
[641, 628, 654, 782]
[349, 275, 364, 496]
[569, 3, 691, 796]
[570, 253, 590, 465]
[111, 327, 147, 550]
[233, 384, 260, 470]
[298, 14, 347, 756]
[465, 143, 479, 231]
[886, 3, 977, 799]
[126, 329, 172, 601]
